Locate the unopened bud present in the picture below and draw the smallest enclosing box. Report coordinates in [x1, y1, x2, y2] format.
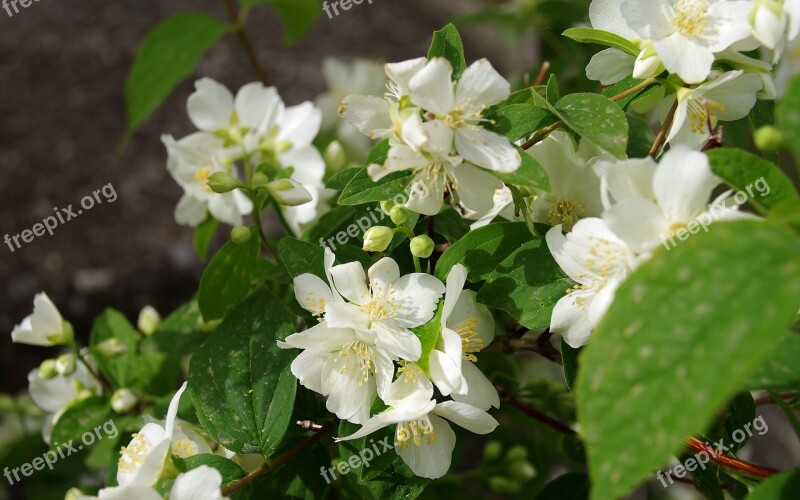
[267, 179, 313, 206]
[137, 306, 161, 336]
[38, 359, 58, 380]
[94, 338, 128, 358]
[207, 171, 242, 194]
[230, 226, 253, 244]
[488, 476, 521, 495]
[250, 172, 270, 190]
[363, 226, 394, 252]
[380, 200, 395, 214]
[410, 235, 435, 258]
[754, 125, 784, 152]
[0, 394, 16, 413]
[389, 205, 409, 225]
[483, 440, 503, 462]
[111, 389, 138, 414]
[508, 461, 537, 481]
[55, 354, 77, 377]
[324, 140, 347, 173]
[65, 488, 84, 500]
[505, 445, 528, 462]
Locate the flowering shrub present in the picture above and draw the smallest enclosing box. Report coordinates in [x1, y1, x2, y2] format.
[5, 0, 800, 499]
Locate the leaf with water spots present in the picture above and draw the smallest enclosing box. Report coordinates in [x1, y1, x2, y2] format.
[577, 220, 800, 500]
[189, 289, 297, 456]
[553, 93, 629, 158]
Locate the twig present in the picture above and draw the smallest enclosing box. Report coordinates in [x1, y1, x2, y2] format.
[534, 61, 550, 86]
[220, 0, 273, 86]
[754, 392, 798, 406]
[608, 77, 657, 103]
[685, 438, 779, 479]
[649, 99, 679, 157]
[486, 331, 562, 365]
[497, 386, 576, 435]
[222, 422, 335, 496]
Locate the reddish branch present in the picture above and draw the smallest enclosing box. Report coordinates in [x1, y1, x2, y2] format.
[220, 0, 273, 86]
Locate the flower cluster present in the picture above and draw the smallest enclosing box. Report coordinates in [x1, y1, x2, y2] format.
[340, 57, 522, 216]
[279, 251, 499, 478]
[587, 0, 798, 148]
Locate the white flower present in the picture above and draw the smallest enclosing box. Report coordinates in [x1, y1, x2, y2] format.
[606, 0, 753, 83]
[84, 466, 227, 500]
[546, 219, 632, 348]
[665, 70, 764, 148]
[117, 383, 210, 488]
[529, 132, 604, 232]
[776, 36, 800, 97]
[163, 133, 253, 227]
[750, 0, 800, 62]
[470, 186, 519, 230]
[428, 265, 499, 411]
[369, 119, 504, 216]
[407, 58, 521, 172]
[28, 354, 102, 443]
[325, 257, 446, 361]
[336, 371, 498, 479]
[586, 48, 638, 85]
[11, 293, 71, 346]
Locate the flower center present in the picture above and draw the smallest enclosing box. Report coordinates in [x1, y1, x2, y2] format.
[194, 167, 214, 193]
[335, 341, 377, 385]
[361, 285, 400, 323]
[455, 317, 484, 362]
[395, 415, 436, 448]
[302, 291, 327, 320]
[687, 98, 726, 134]
[547, 198, 585, 231]
[117, 432, 153, 474]
[672, 0, 710, 37]
[397, 362, 424, 383]
[170, 438, 198, 459]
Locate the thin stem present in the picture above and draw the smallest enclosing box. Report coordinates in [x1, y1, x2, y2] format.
[649, 98, 679, 157]
[486, 331, 562, 365]
[533, 61, 550, 86]
[608, 77, 657, 103]
[497, 386, 576, 435]
[522, 120, 564, 150]
[754, 392, 798, 406]
[685, 438, 779, 479]
[253, 197, 282, 262]
[74, 346, 113, 394]
[220, 0, 272, 86]
[222, 422, 335, 496]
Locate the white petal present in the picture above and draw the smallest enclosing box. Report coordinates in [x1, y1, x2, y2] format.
[340, 95, 392, 138]
[395, 414, 456, 479]
[653, 34, 715, 84]
[586, 48, 635, 85]
[405, 176, 447, 216]
[171, 466, 225, 500]
[322, 358, 376, 424]
[234, 83, 281, 130]
[385, 57, 428, 94]
[289, 350, 328, 395]
[421, 119, 455, 157]
[620, 0, 674, 39]
[336, 402, 436, 442]
[409, 59, 456, 116]
[602, 197, 667, 253]
[452, 362, 500, 410]
[433, 401, 498, 434]
[278, 101, 322, 147]
[368, 258, 401, 294]
[330, 262, 369, 304]
[449, 290, 495, 348]
[455, 59, 511, 114]
[280, 322, 354, 351]
[703, 1, 755, 52]
[174, 195, 210, 227]
[590, 0, 639, 38]
[97, 485, 162, 500]
[442, 264, 468, 325]
[373, 324, 422, 361]
[27, 370, 76, 413]
[654, 146, 719, 224]
[325, 302, 370, 331]
[429, 329, 464, 396]
[452, 164, 505, 216]
[187, 78, 234, 131]
[370, 145, 427, 181]
[392, 274, 447, 327]
[279, 146, 326, 184]
[455, 127, 521, 172]
[165, 382, 188, 440]
[551, 292, 594, 348]
[293, 274, 334, 316]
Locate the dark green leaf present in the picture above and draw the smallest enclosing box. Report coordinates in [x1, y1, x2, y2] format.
[50, 397, 111, 451]
[485, 104, 559, 142]
[777, 74, 800, 161]
[742, 332, 800, 390]
[278, 237, 325, 280]
[198, 236, 260, 321]
[89, 309, 140, 387]
[491, 147, 551, 191]
[427, 23, 466, 79]
[435, 222, 533, 281]
[536, 472, 590, 500]
[748, 471, 800, 500]
[193, 215, 219, 261]
[554, 93, 629, 158]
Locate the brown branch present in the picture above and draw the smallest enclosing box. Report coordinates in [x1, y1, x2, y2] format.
[220, 0, 273, 86]
[222, 421, 335, 496]
[755, 392, 799, 406]
[486, 330, 562, 365]
[649, 98, 679, 157]
[685, 438, 779, 479]
[533, 61, 551, 86]
[497, 386, 576, 435]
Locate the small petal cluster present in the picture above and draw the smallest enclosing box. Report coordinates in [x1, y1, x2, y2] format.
[280, 253, 499, 478]
[11, 292, 72, 346]
[548, 146, 749, 348]
[163, 78, 330, 234]
[76, 466, 226, 500]
[340, 57, 522, 216]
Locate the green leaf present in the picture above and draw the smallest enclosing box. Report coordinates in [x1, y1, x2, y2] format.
[777, 74, 800, 161]
[484, 104, 559, 142]
[561, 339, 581, 392]
[278, 237, 325, 280]
[434, 222, 533, 281]
[90, 309, 140, 387]
[240, 0, 321, 44]
[577, 221, 800, 500]
[702, 393, 756, 453]
[553, 93, 629, 158]
[339, 168, 414, 206]
[252, 442, 330, 498]
[412, 304, 444, 373]
[428, 23, 467, 79]
[748, 471, 800, 500]
[536, 472, 590, 500]
[144, 299, 207, 357]
[626, 114, 656, 159]
[706, 148, 799, 215]
[602, 76, 663, 111]
[198, 236, 260, 321]
[749, 100, 780, 166]
[477, 239, 571, 330]
[562, 27, 640, 56]
[189, 289, 297, 455]
[491, 147, 551, 191]
[742, 332, 800, 390]
[50, 397, 111, 451]
[193, 215, 219, 261]
[327, 168, 362, 191]
[173, 454, 250, 499]
[125, 13, 226, 134]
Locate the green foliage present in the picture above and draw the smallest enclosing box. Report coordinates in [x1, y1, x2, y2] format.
[49, 397, 112, 450]
[194, 215, 219, 261]
[240, 0, 321, 44]
[777, 74, 800, 161]
[562, 27, 640, 56]
[89, 309, 141, 388]
[428, 23, 467, 79]
[553, 93, 629, 158]
[748, 471, 800, 499]
[198, 236, 260, 321]
[434, 222, 533, 281]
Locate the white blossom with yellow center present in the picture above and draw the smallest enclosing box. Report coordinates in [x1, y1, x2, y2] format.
[336, 368, 498, 480]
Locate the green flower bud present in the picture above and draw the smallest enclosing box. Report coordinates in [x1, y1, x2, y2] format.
[754, 125, 784, 152]
[65, 488, 84, 500]
[250, 172, 270, 190]
[363, 226, 394, 252]
[324, 140, 347, 173]
[267, 179, 313, 206]
[94, 338, 128, 358]
[199, 318, 223, 332]
[207, 171, 242, 194]
[389, 205, 409, 225]
[380, 200, 396, 214]
[482, 440, 503, 462]
[38, 359, 58, 380]
[508, 461, 537, 481]
[410, 235, 435, 258]
[0, 394, 16, 413]
[505, 445, 528, 462]
[488, 476, 521, 495]
[15, 394, 41, 417]
[231, 226, 253, 244]
[137, 305, 161, 337]
[55, 354, 77, 377]
[111, 389, 138, 414]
